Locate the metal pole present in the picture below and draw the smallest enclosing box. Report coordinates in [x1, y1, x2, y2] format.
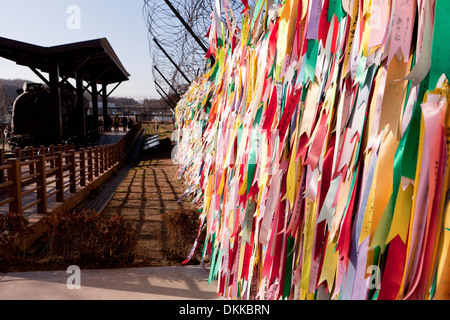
[154, 80, 178, 107]
[49, 56, 62, 144]
[91, 82, 99, 137]
[153, 65, 181, 98]
[106, 81, 122, 98]
[76, 72, 86, 146]
[156, 90, 175, 111]
[153, 37, 191, 84]
[102, 83, 108, 131]
[162, 0, 209, 53]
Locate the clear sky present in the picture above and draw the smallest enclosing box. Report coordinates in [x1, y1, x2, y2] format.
[0, 0, 157, 100]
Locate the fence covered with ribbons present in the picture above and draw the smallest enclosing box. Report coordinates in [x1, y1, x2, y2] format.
[173, 0, 450, 300]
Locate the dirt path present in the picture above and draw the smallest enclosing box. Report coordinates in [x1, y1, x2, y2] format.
[100, 142, 196, 267]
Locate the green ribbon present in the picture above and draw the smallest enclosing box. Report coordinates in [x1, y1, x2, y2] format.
[282, 235, 295, 299]
[328, 0, 346, 22]
[250, 0, 265, 31]
[429, 0, 450, 89]
[370, 55, 428, 252]
[247, 105, 263, 195]
[304, 39, 319, 84]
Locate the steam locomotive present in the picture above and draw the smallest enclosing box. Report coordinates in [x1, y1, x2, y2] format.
[10, 83, 93, 148]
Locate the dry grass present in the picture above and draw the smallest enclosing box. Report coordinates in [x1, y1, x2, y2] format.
[142, 121, 174, 139]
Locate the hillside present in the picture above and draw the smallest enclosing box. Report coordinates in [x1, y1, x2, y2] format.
[0, 78, 173, 115]
[0, 78, 29, 105]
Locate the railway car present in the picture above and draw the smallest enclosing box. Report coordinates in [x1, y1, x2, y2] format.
[10, 82, 90, 148]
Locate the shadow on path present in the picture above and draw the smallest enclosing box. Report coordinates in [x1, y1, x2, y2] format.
[92, 138, 195, 267]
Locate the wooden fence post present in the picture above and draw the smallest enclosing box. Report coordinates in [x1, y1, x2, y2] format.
[107, 145, 111, 168]
[105, 145, 109, 170]
[99, 146, 104, 174]
[114, 144, 118, 163]
[55, 152, 64, 202]
[36, 154, 47, 214]
[28, 147, 35, 176]
[110, 144, 114, 167]
[80, 148, 86, 187]
[69, 150, 76, 193]
[105, 145, 110, 169]
[118, 140, 122, 160]
[49, 145, 55, 168]
[94, 146, 99, 177]
[87, 147, 93, 181]
[7, 158, 22, 214]
[109, 145, 114, 166]
[14, 147, 20, 160]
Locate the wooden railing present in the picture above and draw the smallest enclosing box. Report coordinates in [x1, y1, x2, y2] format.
[0, 122, 142, 216]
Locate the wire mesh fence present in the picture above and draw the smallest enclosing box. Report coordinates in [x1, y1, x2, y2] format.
[142, 0, 257, 100]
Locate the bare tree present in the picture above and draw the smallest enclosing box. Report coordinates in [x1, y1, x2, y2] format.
[0, 86, 13, 126]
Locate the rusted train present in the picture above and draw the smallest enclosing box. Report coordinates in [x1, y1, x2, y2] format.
[10, 83, 93, 148]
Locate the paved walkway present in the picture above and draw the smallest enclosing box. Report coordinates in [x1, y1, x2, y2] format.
[0, 265, 217, 300]
[88, 130, 127, 147]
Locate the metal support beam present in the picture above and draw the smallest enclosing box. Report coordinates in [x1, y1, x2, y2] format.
[102, 83, 108, 131]
[58, 55, 92, 86]
[49, 57, 62, 144]
[29, 67, 50, 86]
[162, 0, 209, 53]
[106, 81, 122, 97]
[91, 82, 99, 137]
[162, 0, 214, 65]
[153, 37, 191, 84]
[153, 65, 181, 98]
[156, 89, 175, 111]
[154, 80, 177, 107]
[62, 80, 77, 95]
[94, 67, 114, 82]
[76, 72, 86, 146]
[83, 81, 92, 95]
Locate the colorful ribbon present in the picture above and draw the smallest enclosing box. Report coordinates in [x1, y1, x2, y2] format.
[173, 0, 450, 300]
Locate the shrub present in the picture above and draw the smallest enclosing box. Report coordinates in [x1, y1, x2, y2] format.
[162, 208, 203, 262]
[44, 210, 137, 268]
[0, 212, 29, 263]
[0, 210, 137, 271]
[44, 210, 102, 264]
[101, 215, 138, 265]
